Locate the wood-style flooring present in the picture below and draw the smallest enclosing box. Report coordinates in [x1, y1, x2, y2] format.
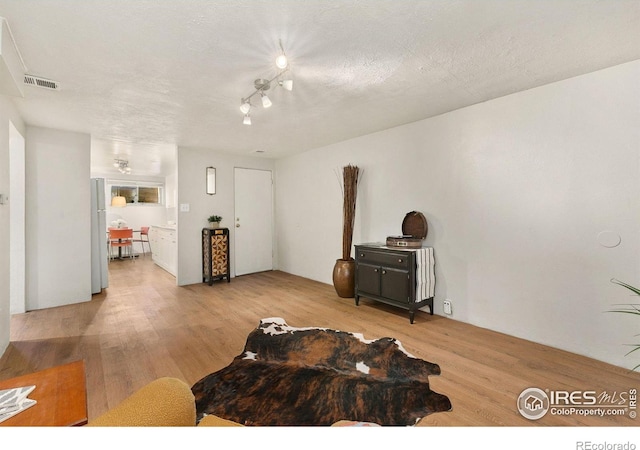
[1, 256, 638, 426]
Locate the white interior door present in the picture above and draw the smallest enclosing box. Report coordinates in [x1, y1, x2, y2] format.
[234, 168, 273, 276]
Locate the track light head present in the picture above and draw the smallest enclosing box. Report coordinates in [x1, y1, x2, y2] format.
[276, 54, 288, 69]
[276, 38, 288, 69]
[260, 91, 272, 108]
[240, 100, 251, 114]
[279, 79, 293, 91]
[243, 114, 251, 125]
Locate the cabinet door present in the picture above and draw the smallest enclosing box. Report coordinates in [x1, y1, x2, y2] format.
[153, 230, 163, 264]
[166, 230, 177, 275]
[357, 263, 381, 295]
[149, 228, 158, 258]
[381, 268, 410, 303]
[159, 232, 167, 266]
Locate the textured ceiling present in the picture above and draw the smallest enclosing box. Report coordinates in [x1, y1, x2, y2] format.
[0, 0, 639, 176]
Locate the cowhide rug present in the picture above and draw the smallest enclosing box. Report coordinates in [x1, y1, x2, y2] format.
[191, 317, 452, 426]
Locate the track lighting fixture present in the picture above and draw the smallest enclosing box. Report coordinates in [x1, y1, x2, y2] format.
[238, 40, 293, 125]
[113, 158, 131, 174]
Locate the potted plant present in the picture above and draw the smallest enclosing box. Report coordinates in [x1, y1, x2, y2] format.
[332, 164, 360, 298]
[208, 215, 222, 228]
[609, 278, 640, 371]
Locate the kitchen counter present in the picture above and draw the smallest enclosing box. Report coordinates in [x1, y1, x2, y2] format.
[152, 224, 177, 230]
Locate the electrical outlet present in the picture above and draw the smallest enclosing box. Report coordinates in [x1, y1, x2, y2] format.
[443, 300, 452, 315]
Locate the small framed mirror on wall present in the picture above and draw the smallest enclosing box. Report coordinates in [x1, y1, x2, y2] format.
[206, 167, 216, 195]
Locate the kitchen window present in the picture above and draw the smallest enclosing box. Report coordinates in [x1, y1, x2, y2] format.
[110, 182, 163, 205]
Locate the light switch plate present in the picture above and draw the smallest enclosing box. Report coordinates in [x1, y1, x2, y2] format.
[179, 203, 189, 212]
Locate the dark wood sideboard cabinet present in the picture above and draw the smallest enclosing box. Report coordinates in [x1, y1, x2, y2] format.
[202, 227, 230, 285]
[354, 243, 435, 323]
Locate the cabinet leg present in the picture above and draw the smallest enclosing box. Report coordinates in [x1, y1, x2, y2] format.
[355, 295, 360, 306]
[409, 311, 415, 324]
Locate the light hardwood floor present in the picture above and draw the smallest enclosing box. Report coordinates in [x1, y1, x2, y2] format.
[1, 256, 638, 426]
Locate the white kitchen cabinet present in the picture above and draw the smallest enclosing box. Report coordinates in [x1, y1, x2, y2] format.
[149, 225, 177, 276]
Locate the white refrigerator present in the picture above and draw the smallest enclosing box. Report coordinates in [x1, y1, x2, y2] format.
[91, 178, 109, 294]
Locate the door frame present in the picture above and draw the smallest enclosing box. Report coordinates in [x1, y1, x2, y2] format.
[9, 121, 25, 315]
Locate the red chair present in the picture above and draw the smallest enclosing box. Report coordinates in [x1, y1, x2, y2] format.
[108, 228, 134, 261]
[133, 226, 151, 256]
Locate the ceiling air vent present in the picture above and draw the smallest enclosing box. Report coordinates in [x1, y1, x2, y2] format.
[24, 74, 59, 90]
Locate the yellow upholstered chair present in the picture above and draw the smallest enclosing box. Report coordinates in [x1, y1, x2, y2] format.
[87, 376, 368, 426]
[88, 377, 197, 427]
[88, 377, 242, 427]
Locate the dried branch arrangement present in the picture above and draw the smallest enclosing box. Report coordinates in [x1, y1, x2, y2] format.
[340, 164, 360, 260]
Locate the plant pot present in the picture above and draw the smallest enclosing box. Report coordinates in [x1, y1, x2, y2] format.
[332, 258, 355, 298]
[209, 222, 219, 229]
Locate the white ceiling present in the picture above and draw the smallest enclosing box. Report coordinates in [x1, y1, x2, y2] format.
[1, 1, 639, 176]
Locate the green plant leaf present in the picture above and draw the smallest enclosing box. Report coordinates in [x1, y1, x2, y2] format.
[608, 308, 640, 316]
[611, 278, 640, 296]
[624, 345, 640, 356]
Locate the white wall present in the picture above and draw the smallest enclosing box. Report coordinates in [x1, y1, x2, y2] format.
[176, 147, 275, 286]
[25, 126, 92, 310]
[0, 97, 24, 357]
[275, 60, 640, 369]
